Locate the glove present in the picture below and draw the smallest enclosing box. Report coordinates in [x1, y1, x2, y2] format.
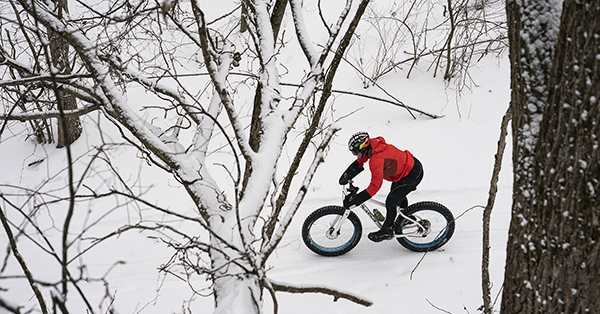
[343, 190, 371, 208]
[339, 160, 364, 185]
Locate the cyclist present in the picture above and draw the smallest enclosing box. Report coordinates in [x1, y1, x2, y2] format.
[339, 132, 423, 242]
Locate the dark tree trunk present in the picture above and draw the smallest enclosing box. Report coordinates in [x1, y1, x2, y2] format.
[502, 0, 600, 312]
[49, 0, 82, 148]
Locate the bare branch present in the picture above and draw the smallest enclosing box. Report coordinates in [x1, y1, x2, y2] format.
[0, 104, 100, 121]
[0, 205, 49, 314]
[482, 105, 512, 314]
[268, 279, 373, 307]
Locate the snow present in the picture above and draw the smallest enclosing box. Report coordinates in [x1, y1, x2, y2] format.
[0, 1, 513, 313]
[0, 55, 512, 314]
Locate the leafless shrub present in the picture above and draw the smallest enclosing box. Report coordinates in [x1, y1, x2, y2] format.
[348, 0, 507, 91]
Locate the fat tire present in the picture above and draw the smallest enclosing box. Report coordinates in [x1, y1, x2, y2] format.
[302, 206, 362, 256]
[394, 201, 455, 252]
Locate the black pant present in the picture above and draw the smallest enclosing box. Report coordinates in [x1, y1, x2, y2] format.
[383, 157, 423, 227]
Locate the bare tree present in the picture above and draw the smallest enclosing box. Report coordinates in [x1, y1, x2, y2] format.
[347, 0, 507, 90]
[501, 0, 600, 312]
[0, 0, 377, 313]
[0, 0, 82, 146]
[48, 0, 82, 148]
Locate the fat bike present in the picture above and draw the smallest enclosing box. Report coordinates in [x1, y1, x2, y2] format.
[302, 180, 455, 256]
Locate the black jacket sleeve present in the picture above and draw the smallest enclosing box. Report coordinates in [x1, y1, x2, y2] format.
[339, 160, 364, 185]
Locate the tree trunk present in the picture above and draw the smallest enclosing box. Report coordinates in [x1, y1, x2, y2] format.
[501, 0, 600, 312]
[49, 0, 82, 148]
[211, 244, 262, 314]
[501, 0, 561, 310]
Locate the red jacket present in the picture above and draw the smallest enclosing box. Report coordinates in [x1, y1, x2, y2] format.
[357, 137, 414, 196]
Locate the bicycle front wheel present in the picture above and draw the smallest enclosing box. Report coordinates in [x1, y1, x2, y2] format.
[394, 201, 455, 252]
[302, 206, 362, 256]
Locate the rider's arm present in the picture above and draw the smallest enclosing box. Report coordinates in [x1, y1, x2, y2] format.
[365, 157, 384, 196]
[338, 160, 364, 185]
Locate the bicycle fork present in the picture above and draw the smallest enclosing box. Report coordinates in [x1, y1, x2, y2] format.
[328, 209, 353, 238]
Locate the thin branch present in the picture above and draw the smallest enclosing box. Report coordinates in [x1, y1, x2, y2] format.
[0, 74, 91, 86]
[340, 53, 417, 119]
[269, 279, 373, 307]
[0, 104, 101, 121]
[280, 82, 443, 119]
[0, 296, 23, 314]
[0, 204, 49, 313]
[410, 205, 484, 280]
[482, 105, 512, 314]
[144, 71, 441, 118]
[426, 298, 453, 313]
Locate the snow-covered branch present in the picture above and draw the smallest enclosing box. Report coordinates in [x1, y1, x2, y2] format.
[289, 0, 319, 67]
[260, 125, 340, 261]
[316, 0, 353, 65]
[191, 0, 255, 162]
[16, 0, 235, 217]
[2, 0, 379, 312]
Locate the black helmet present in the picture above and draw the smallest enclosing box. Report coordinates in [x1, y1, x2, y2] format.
[348, 132, 370, 156]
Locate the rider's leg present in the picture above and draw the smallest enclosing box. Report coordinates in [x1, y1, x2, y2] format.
[384, 185, 413, 226]
[368, 158, 423, 243]
[368, 184, 413, 242]
[386, 158, 423, 222]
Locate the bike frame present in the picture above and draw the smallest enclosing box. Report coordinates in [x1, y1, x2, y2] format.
[332, 181, 430, 239]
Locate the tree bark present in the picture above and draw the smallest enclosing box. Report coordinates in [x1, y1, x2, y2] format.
[502, 0, 600, 312]
[49, 0, 82, 148]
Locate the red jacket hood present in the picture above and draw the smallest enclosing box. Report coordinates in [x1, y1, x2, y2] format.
[369, 137, 387, 155]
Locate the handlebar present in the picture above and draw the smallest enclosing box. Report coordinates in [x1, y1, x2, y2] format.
[346, 179, 359, 195]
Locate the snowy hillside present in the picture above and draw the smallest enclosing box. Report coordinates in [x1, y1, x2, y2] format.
[0, 1, 512, 313]
[261, 55, 513, 313]
[0, 55, 512, 314]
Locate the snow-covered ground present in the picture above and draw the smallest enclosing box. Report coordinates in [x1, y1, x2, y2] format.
[0, 55, 512, 314]
[260, 54, 513, 313]
[0, 2, 513, 313]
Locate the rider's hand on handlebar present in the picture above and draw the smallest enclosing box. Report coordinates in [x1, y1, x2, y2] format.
[343, 193, 354, 209]
[343, 186, 370, 209]
[345, 179, 359, 194]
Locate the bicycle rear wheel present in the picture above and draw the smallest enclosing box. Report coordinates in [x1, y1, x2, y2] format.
[302, 206, 362, 256]
[394, 201, 455, 252]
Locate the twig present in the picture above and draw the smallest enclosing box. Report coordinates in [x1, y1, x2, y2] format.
[276, 81, 443, 119]
[269, 279, 373, 307]
[0, 104, 101, 122]
[426, 298, 452, 313]
[144, 71, 443, 119]
[410, 205, 484, 280]
[0, 205, 49, 313]
[0, 294, 23, 313]
[339, 53, 417, 119]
